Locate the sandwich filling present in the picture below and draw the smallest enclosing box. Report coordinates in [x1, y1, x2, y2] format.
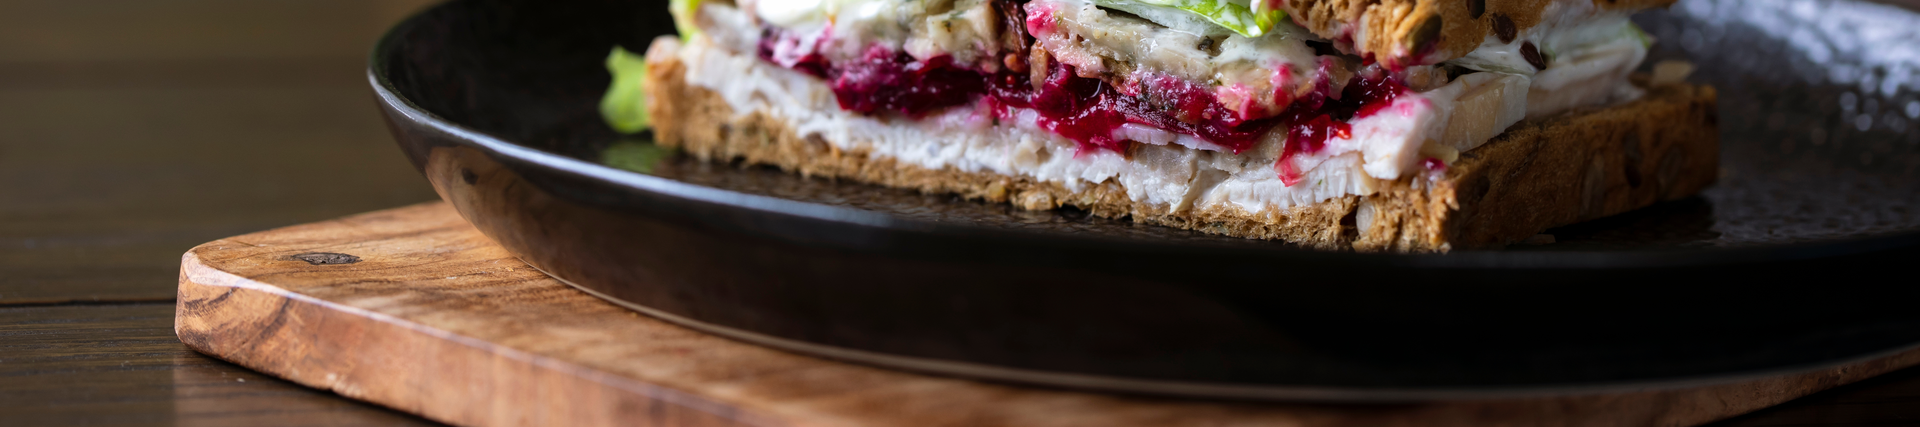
[659, 0, 1655, 211]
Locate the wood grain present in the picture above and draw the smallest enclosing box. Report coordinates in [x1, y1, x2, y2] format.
[1714, 366, 1920, 426]
[2, 0, 1917, 425]
[0, 303, 436, 426]
[0, 0, 442, 305]
[175, 202, 1920, 427]
[0, 0, 446, 424]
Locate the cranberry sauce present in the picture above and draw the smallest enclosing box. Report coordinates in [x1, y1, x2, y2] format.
[758, 30, 985, 117]
[832, 47, 988, 117]
[1274, 114, 1351, 186]
[755, 24, 1410, 186]
[758, 26, 832, 79]
[1271, 72, 1406, 186]
[983, 62, 1280, 153]
[755, 24, 1284, 153]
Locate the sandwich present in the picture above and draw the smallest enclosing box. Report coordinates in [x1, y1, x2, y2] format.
[606, 0, 1718, 252]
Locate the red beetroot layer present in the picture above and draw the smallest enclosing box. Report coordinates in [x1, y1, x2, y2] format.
[1275, 73, 1406, 186]
[755, 26, 1405, 185]
[759, 29, 988, 119]
[983, 62, 1277, 153]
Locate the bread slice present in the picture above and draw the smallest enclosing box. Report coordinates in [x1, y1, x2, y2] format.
[1281, 0, 1677, 67]
[645, 40, 1718, 252]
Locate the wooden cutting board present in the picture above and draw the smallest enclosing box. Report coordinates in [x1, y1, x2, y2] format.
[174, 202, 1920, 427]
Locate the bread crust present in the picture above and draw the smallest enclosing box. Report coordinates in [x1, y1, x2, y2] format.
[646, 47, 1717, 252]
[1282, 0, 1675, 67]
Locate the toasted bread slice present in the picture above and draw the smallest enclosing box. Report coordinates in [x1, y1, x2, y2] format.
[645, 39, 1717, 252]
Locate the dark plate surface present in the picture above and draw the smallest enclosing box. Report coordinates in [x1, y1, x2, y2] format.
[372, 0, 1920, 400]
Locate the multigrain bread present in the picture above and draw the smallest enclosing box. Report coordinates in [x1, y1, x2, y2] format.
[1280, 0, 1677, 67]
[646, 48, 1720, 252]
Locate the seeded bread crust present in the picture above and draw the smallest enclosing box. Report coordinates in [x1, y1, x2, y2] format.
[1283, 0, 1675, 67]
[645, 45, 1717, 252]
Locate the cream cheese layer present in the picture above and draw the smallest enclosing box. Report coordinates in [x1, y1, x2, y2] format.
[658, 30, 1382, 214]
[667, 0, 1651, 213]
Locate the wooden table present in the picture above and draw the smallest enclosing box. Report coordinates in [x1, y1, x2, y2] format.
[3, 0, 1918, 425]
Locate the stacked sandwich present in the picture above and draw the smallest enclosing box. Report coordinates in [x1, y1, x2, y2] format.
[627, 0, 1718, 251]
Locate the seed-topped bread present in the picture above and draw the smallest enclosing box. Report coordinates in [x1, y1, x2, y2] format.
[1277, 0, 1677, 68]
[644, 36, 1717, 251]
[604, 0, 1716, 252]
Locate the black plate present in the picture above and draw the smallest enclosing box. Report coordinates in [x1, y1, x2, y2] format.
[372, 0, 1920, 400]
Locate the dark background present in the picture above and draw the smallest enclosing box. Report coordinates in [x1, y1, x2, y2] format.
[2, 0, 1917, 425]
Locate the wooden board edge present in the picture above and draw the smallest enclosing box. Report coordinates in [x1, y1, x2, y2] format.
[173, 245, 787, 427]
[162, 203, 1920, 427]
[1641, 349, 1920, 426]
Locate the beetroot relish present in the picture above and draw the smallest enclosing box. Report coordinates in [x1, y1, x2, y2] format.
[755, 28, 1279, 153]
[757, 32, 985, 117]
[1274, 114, 1351, 186]
[755, 26, 1410, 186]
[831, 47, 986, 117]
[1346, 73, 1407, 118]
[758, 27, 831, 78]
[1271, 73, 1406, 185]
[983, 61, 1277, 153]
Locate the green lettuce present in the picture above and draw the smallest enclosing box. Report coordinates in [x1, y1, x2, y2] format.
[599, 46, 650, 134]
[1247, 0, 1285, 35]
[670, 0, 701, 39]
[1095, 0, 1284, 38]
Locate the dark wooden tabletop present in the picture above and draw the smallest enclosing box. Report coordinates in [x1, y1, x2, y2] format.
[3, 0, 1918, 425]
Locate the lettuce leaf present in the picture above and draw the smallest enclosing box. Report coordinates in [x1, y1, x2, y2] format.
[1095, 0, 1284, 38]
[599, 46, 651, 134]
[669, 0, 701, 39]
[1247, 0, 1285, 36]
